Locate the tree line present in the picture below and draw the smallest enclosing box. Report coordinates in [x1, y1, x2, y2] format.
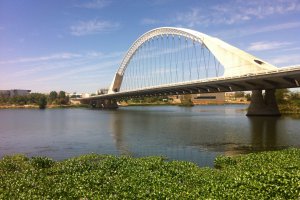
[0, 91, 69, 109]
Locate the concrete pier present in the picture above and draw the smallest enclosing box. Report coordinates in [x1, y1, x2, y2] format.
[247, 89, 281, 116]
[90, 99, 118, 109]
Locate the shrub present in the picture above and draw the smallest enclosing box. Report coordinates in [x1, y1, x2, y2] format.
[31, 156, 54, 169]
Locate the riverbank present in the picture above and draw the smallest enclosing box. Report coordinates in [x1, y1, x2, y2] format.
[1, 148, 299, 199]
[122, 101, 249, 106]
[2, 102, 300, 115]
[0, 104, 89, 109]
[279, 104, 300, 114]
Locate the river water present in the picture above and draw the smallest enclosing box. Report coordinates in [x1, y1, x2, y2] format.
[0, 105, 300, 167]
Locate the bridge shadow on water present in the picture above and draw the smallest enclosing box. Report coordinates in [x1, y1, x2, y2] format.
[190, 117, 288, 158]
[226, 116, 289, 155]
[108, 107, 294, 167]
[249, 117, 280, 151]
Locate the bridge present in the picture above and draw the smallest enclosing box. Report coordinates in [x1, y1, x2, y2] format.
[80, 27, 300, 116]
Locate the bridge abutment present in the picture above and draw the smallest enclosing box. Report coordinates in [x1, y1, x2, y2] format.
[246, 89, 281, 116]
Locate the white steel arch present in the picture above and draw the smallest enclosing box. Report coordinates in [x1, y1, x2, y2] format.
[108, 27, 277, 94]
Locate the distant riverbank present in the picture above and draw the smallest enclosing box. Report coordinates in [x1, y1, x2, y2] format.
[0, 104, 88, 109]
[1, 102, 300, 115]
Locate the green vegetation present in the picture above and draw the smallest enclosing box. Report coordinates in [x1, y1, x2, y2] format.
[276, 89, 300, 114]
[234, 91, 245, 98]
[38, 95, 47, 109]
[0, 93, 47, 107]
[0, 91, 70, 109]
[1, 148, 299, 199]
[47, 91, 69, 105]
[122, 96, 172, 105]
[179, 94, 194, 106]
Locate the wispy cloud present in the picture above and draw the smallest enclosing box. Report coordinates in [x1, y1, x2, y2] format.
[147, 0, 174, 6]
[142, 0, 300, 27]
[282, 47, 300, 52]
[70, 19, 120, 36]
[247, 41, 292, 51]
[0, 52, 81, 65]
[75, 0, 111, 9]
[214, 22, 300, 39]
[174, 8, 205, 28]
[1, 51, 124, 92]
[33, 60, 119, 83]
[269, 54, 300, 66]
[246, 22, 300, 35]
[210, 0, 300, 24]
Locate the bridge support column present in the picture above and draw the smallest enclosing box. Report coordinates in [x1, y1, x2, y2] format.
[90, 99, 118, 109]
[246, 89, 281, 116]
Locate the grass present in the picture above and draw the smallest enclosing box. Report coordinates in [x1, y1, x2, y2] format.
[1, 148, 299, 199]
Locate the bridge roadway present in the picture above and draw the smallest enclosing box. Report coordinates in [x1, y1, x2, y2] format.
[82, 66, 300, 100]
[80, 66, 300, 116]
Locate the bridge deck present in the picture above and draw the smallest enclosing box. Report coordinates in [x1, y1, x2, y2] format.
[81, 66, 300, 101]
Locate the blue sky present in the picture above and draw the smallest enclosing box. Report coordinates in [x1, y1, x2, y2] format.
[0, 0, 300, 93]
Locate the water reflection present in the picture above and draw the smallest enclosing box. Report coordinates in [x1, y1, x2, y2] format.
[247, 116, 287, 152]
[109, 111, 131, 156]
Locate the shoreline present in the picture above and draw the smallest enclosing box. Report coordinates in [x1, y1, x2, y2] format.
[1, 103, 300, 115]
[0, 104, 88, 109]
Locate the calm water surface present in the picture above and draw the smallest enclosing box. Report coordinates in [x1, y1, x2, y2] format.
[0, 105, 300, 167]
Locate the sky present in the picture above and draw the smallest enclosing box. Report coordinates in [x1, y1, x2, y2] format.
[0, 0, 300, 93]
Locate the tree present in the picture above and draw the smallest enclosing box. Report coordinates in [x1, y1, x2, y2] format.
[58, 91, 69, 105]
[245, 93, 251, 101]
[48, 91, 58, 104]
[235, 91, 245, 98]
[58, 91, 66, 99]
[275, 89, 289, 104]
[38, 95, 47, 109]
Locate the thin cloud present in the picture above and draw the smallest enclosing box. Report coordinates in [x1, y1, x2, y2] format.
[0, 52, 81, 65]
[33, 60, 119, 83]
[247, 41, 291, 51]
[214, 22, 300, 39]
[141, 18, 160, 25]
[6, 51, 124, 78]
[141, 0, 300, 27]
[282, 47, 300, 52]
[175, 8, 206, 28]
[210, 0, 300, 24]
[269, 54, 300, 66]
[247, 22, 300, 35]
[70, 19, 120, 36]
[75, 0, 111, 9]
[1, 51, 124, 92]
[147, 0, 174, 6]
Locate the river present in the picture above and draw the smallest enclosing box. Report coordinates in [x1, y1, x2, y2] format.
[0, 105, 299, 167]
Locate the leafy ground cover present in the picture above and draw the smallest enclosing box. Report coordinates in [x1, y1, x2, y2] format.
[0, 148, 299, 199]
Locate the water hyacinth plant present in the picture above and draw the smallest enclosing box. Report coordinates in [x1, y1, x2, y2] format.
[0, 148, 299, 199]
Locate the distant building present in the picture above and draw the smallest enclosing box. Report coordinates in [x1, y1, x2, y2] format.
[0, 89, 31, 98]
[67, 92, 82, 99]
[97, 88, 108, 95]
[81, 93, 91, 98]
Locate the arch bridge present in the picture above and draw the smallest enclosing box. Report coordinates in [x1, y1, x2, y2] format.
[81, 27, 300, 116]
